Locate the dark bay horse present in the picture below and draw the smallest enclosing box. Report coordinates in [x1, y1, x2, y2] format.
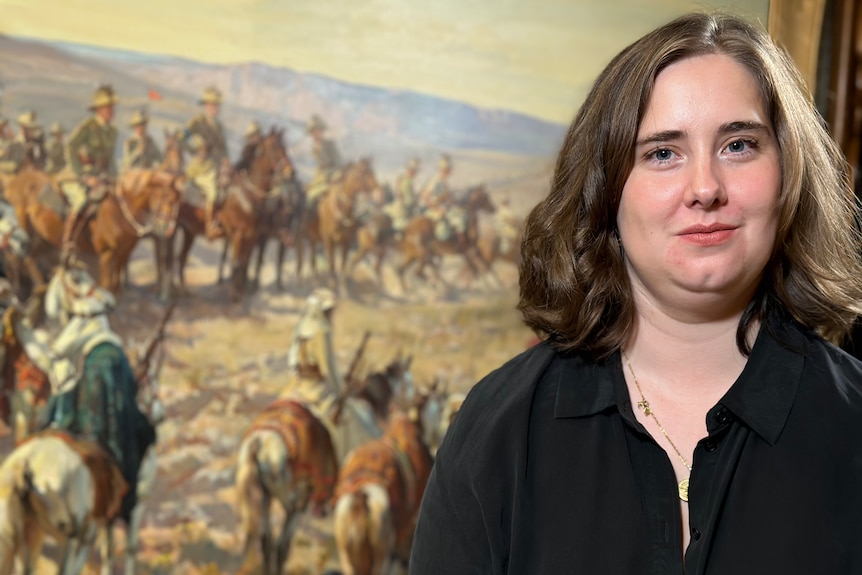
[216, 128, 295, 302]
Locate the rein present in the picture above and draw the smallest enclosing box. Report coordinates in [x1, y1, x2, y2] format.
[115, 180, 180, 238]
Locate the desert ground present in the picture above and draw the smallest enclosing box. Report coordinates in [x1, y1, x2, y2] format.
[5, 223, 535, 575]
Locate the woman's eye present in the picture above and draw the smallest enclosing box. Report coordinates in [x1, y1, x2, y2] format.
[651, 149, 674, 162]
[728, 140, 746, 152]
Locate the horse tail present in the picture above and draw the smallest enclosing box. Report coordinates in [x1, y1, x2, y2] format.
[335, 489, 375, 575]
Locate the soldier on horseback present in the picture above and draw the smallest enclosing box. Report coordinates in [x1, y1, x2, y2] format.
[185, 86, 229, 240]
[493, 196, 522, 256]
[46, 122, 66, 175]
[305, 114, 343, 209]
[384, 157, 420, 237]
[123, 108, 162, 170]
[57, 85, 119, 252]
[0, 111, 44, 175]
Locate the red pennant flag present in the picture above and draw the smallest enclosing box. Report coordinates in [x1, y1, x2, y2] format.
[148, 89, 163, 101]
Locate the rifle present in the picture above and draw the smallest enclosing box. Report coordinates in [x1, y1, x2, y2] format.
[134, 302, 176, 382]
[331, 330, 371, 425]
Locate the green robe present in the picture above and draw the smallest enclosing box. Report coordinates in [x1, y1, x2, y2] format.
[42, 342, 156, 521]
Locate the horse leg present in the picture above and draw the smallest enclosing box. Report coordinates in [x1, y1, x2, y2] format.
[176, 228, 195, 295]
[99, 524, 114, 575]
[217, 239, 230, 285]
[274, 500, 303, 575]
[99, 250, 117, 293]
[252, 235, 267, 292]
[158, 234, 174, 302]
[373, 245, 386, 291]
[60, 522, 98, 575]
[259, 491, 275, 575]
[274, 238, 286, 291]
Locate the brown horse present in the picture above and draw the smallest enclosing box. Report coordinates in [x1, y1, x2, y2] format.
[216, 128, 294, 302]
[296, 159, 380, 290]
[146, 130, 186, 301]
[4, 168, 183, 293]
[395, 183, 496, 292]
[346, 208, 397, 291]
[235, 399, 338, 575]
[332, 403, 433, 575]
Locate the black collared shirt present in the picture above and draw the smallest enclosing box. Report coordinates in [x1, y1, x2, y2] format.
[410, 314, 862, 574]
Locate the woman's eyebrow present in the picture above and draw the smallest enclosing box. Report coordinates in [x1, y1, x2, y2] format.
[636, 121, 770, 147]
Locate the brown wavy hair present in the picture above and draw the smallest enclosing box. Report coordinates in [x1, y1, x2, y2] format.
[518, 12, 862, 359]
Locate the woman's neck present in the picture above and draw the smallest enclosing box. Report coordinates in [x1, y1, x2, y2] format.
[625, 296, 755, 403]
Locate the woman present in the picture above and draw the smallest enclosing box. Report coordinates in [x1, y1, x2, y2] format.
[410, 12, 862, 574]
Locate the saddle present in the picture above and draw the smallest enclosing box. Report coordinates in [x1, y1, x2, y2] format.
[20, 429, 128, 521]
[245, 399, 338, 509]
[37, 183, 69, 218]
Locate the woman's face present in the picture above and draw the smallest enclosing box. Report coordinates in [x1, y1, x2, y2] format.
[617, 53, 781, 320]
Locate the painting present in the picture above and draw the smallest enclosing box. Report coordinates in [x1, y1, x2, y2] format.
[0, 1, 769, 574]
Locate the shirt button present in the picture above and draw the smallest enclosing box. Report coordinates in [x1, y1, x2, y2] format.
[692, 528, 702, 540]
[703, 440, 717, 452]
[716, 408, 732, 424]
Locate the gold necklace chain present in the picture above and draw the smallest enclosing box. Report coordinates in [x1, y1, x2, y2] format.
[622, 350, 692, 502]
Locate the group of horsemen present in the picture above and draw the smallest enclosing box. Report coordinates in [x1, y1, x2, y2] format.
[0, 83, 522, 253]
[0, 82, 510, 533]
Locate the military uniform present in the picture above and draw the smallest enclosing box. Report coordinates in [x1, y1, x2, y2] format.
[123, 110, 162, 170]
[305, 115, 343, 205]
[419, 154, 452, 213]
[281, 288, 379, 460]
[0, 111, 42, 175]
[185, 87, 227, 238]
[384, 158, 420, 233]
[46, 123, 67, 175]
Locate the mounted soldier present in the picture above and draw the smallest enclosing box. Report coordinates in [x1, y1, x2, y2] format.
[0, 111, 44, 175]
[384, 157, 420, 237]
[305, 114, 343, 209]
[493, 196, 522, 256]
[57, 85, 119, 252]
[45, 122, 66, 174]
[16, 258, 157, 520]
[122, 108, 162, 170]
[185, 86, 229, 239]
[281, 287, 379, 460]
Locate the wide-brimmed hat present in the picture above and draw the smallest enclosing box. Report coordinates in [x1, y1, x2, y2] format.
[306, 114, 327, 133]
[245, 120, 261, 138]
[88, 85, 118, 110]
[50, 122, 64, 135]
[129, 109, 148, 127]
[198, 86, 222, 105]
[17, 111, 39, 129]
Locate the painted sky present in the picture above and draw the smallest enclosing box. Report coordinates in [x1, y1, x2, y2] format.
[0, 0, 768, 124]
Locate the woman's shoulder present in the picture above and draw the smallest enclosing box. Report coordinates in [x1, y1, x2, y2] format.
[435, 342, 559, 463]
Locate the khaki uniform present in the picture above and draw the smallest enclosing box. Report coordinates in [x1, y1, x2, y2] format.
[122, 133, 162, 170]
[46, 140, 66, 174]
[306, 138, 342, 205]
[61, 116, 118, 211]
[0, 137, 27, 175]
[186, 115, 227, 216]
[420, 173, 450, 216]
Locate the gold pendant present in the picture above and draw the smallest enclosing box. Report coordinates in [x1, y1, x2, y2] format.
[678, 478, 690, 502]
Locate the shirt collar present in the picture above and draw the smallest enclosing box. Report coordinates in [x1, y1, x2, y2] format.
[553, 313, 807, 446]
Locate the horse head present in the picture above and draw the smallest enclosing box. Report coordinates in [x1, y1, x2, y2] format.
[0, 199, 30, 258]
[160, 129, 185, 175]
[344, 158, 380, 199]
[465, 183, 496, 214]
[125, 170, 183, 238]
[240, 129, 294, 191]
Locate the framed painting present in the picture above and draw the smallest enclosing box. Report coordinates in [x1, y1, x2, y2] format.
[0, 1, 769, 574]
